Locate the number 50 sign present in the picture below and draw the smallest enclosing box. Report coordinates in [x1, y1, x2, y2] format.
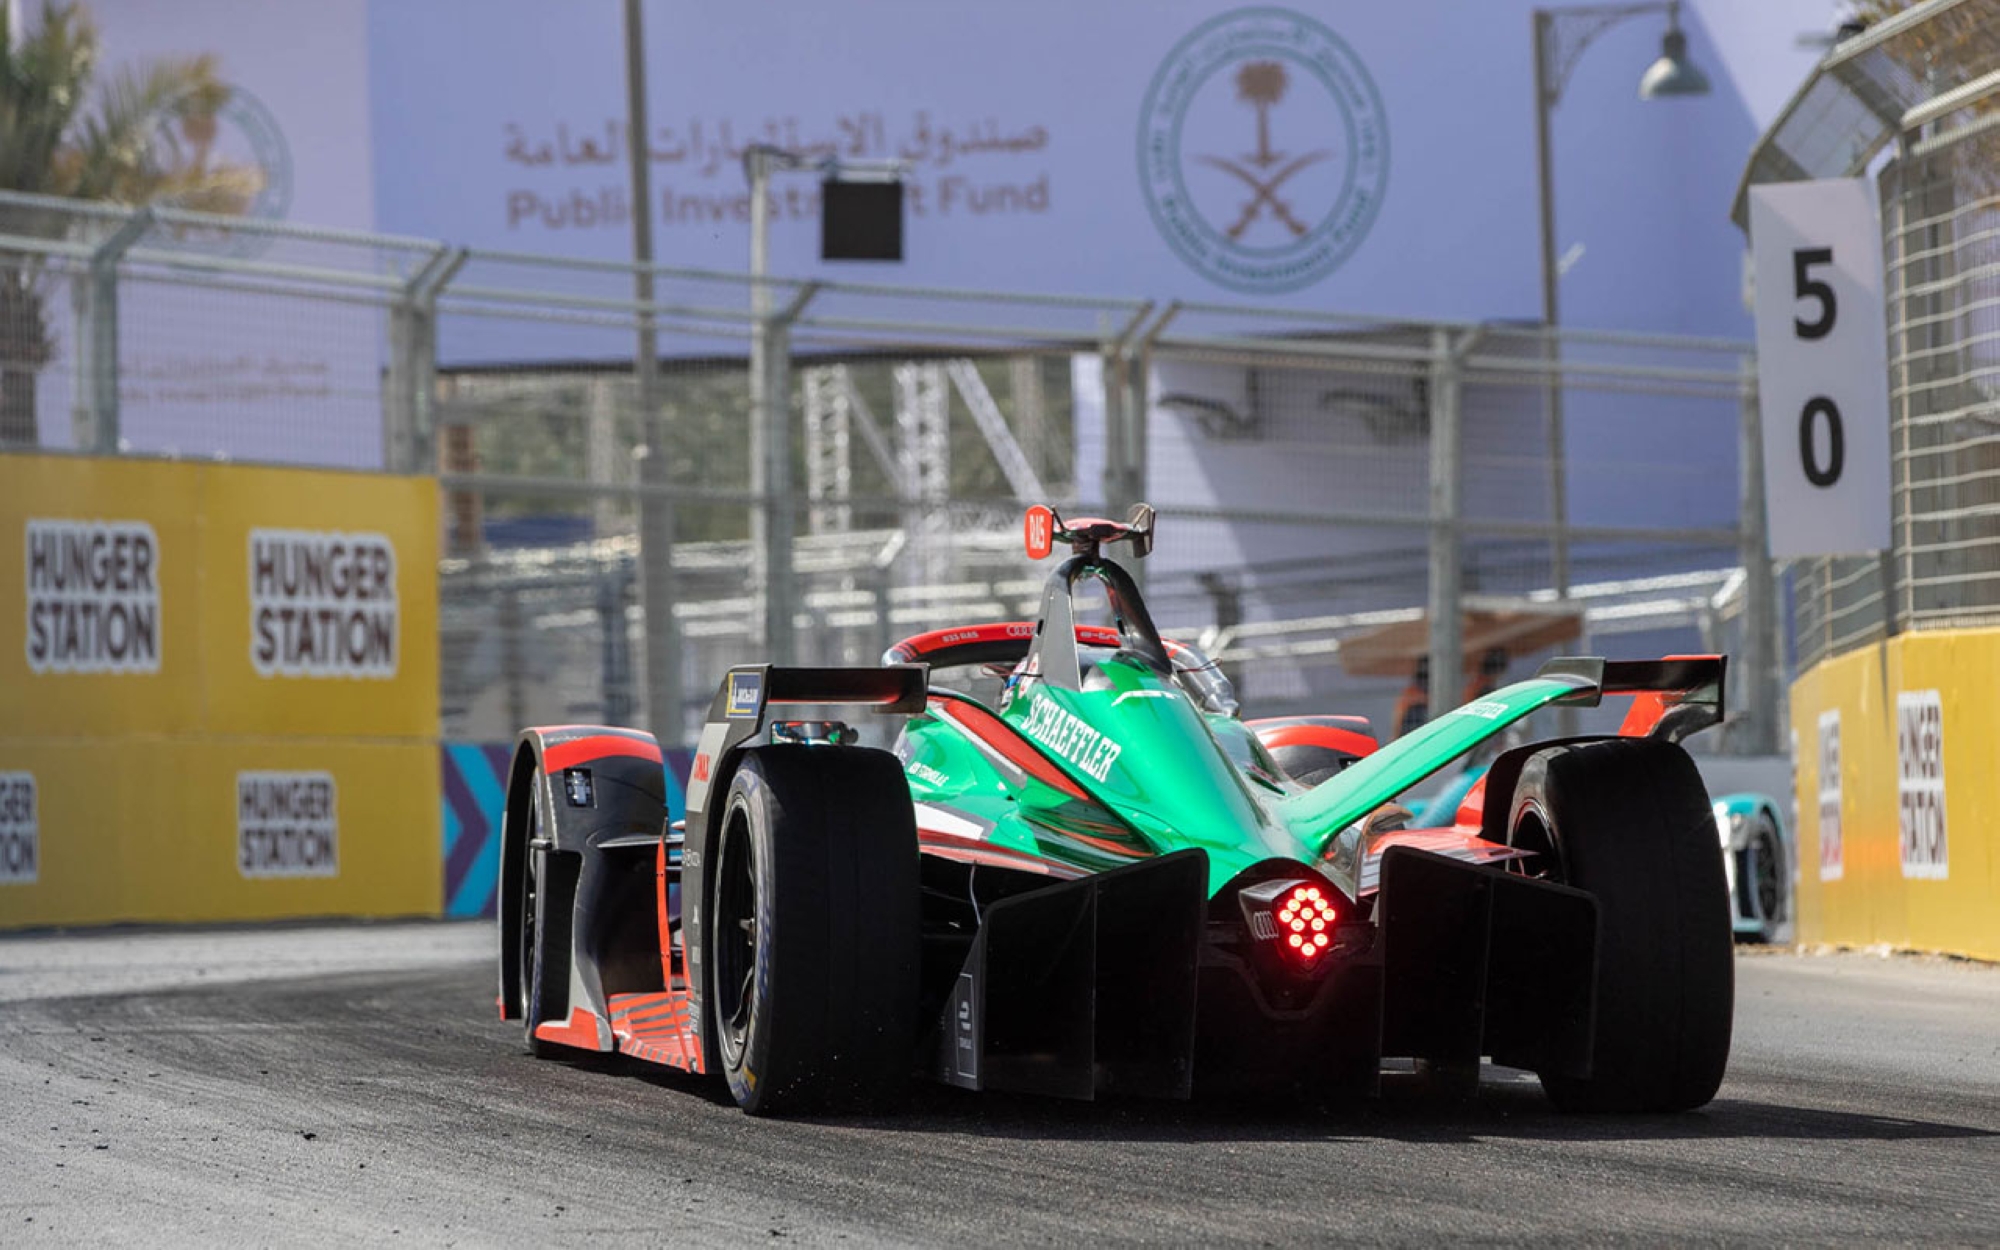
[1749, 179, 1892, 559]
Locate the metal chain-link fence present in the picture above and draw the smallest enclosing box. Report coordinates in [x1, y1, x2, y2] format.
[1774, 2, 2000, 671]
[0, 188, 1773, 750]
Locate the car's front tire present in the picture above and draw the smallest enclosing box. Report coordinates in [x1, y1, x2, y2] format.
[708, 746, 919, 1115]
[519, 771, 577, 1058]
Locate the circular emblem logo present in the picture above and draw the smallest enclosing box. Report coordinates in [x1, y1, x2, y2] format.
[1138, 7, 1390, 294]
[156, 83, 293, 258]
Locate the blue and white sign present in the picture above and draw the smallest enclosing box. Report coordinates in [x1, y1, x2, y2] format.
[365, 0, 1760, 353]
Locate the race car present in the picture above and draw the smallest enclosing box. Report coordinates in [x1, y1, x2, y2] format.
[1712, 792, 1790, 944]
[497, 504, 1735, 1116]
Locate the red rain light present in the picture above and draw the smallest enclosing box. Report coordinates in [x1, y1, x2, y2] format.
[1275, 884, 1337, 962]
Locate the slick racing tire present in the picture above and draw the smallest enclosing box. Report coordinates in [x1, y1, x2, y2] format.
[1506, 738, 1733, 1113]
[709, 746, 919, 1115]
[519, 771, 579, 1058]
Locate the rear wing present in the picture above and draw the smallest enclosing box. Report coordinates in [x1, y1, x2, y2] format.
[683, 663, 928, 824]
[1284, 654, 1726, 860]
[700, 664, 929, 724]
[1536, 654, 1726, 743]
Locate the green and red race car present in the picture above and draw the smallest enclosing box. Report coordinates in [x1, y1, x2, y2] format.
[497, 505, 1734, 1115]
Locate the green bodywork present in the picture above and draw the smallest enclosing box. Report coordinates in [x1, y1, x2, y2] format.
[901, 652, 1598, 898]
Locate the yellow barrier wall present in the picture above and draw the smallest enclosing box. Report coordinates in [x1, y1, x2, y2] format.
[1791, 630, 2000, 961]
[0, 454, 439, 928]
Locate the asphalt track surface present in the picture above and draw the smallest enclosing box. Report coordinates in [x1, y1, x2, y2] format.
[1, 924, 1995, 1245]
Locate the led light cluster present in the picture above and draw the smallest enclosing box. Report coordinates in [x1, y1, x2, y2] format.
[1277, 884, 1337, 960]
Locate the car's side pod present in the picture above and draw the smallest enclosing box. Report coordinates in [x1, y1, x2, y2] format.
[677, 665, 929, 1065]
[496, 725, 668, 1028]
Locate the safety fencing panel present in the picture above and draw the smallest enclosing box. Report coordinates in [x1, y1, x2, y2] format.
[0, 191, 1777, 763]
[1132, 309, 1761, 746]
[0, 452, 440, 929]
[1784, 30, 2000, 673]
[1789, 629, 2000, 962]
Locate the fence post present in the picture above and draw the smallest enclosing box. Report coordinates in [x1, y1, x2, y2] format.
[599, 559, 636, 725]
[385, 247, 462, 474]
[1737, 357, 1779, 755]
[1427, 327, 1466, 723]
[83, 206, 151, 454]
[384, 300, 414, 473]
[1098, 341, 1127, 517]
[755, 282, 819, 667]
[1099, 302, 1159, 520]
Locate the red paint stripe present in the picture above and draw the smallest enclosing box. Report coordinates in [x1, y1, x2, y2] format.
[623, 1008, 688, 1026]
[611, 1003, 679, 1023]
[608, 991, 704, 1074]
[610, 991, 676, 1007]
[609, 991, 683, 1016]
[544, 735, 663, 772]
[617, 1006, 689, 1028]
[533, 1007, 608, 1050]
[886, 621, 1193, 664]
[1256, 722, 1379, 758]
[931, 695, 1090, 800]
[1454, 775, 1489, 828]
[620, 1036, 703, 1073]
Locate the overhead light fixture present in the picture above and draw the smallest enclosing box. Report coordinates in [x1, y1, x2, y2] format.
[1639, 19, 1712, 99]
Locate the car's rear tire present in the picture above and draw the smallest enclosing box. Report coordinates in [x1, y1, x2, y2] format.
[708, 746, 919, 1115]
[1506, 738, 1733, 1112]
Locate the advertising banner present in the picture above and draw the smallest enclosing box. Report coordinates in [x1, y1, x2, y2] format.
[0, 740, 436, 929]
[367, 0, 1757, 362]
[0, 457, 205, 736]
[199, 468, 438, 740]
[0, 452, 439, 929]
[1790, 632, 2000, 961]
[0, 456, 437, 740]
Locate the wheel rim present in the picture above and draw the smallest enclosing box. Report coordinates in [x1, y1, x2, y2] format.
[713, 809, 758, 1069]
[1751, 824, 1783, 925]
[1507, 800, 1563, 882]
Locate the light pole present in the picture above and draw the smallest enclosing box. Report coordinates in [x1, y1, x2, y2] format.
[621, 0, 682, 742]
[741, 146, 903, 664]
[1532, 2, 1710, 602]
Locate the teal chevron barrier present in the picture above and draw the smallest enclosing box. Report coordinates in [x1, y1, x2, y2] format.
[441, 742, 689, 918]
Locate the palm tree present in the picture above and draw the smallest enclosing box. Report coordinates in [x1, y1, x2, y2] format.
[1, 1, 259, 446]
[1234, 60, 1289, 168]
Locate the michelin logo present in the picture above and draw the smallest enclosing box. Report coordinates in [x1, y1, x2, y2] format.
[726, 671, 763, 718]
